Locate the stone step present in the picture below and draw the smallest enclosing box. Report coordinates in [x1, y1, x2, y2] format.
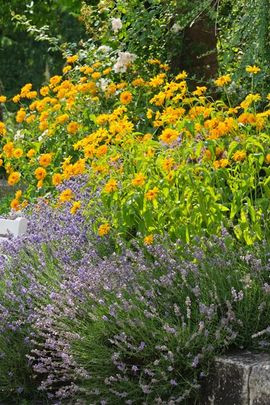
[200, 351, 270, 405]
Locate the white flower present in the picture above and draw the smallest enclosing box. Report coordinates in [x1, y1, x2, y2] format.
[111, 18, 122, 33]
[113, 51, 137, 73]
[98, 78, 110, 92]
[14, 130, 24, 141]
[171, 23, 181, 33]
[38, 129, 48, 142]
[97, 45, 112, 54]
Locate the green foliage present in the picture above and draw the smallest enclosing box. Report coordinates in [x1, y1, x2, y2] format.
[217, 0, 270, 99]
[80, 0, 217, 65]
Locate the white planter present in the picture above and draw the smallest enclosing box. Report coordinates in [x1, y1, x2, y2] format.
[0, 217, 28, 239]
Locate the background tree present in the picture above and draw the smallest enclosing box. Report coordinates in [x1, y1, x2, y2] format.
[0, 0, 85, 98]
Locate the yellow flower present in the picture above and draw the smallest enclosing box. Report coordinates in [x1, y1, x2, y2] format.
[34, 167, 47, 180]
[52, 173, 62, 186]
[103, 67, 112, 75]
[26, 91, 37, 99]
[67, 121, 80, 134]
[265, 154, 270, 164]
[219, 158, 229, 168]
[67, 55, 78, 64]
[162, 157, 175, 172]
[13, 148, 23, 158]
[175, 70, 187, 80]
[144, 234, 154, 245]
[56, 114, 69, 124]
[132, 78, 145, 86]
[98, 223, 110, 236]
[192, 86, 207, 96]
[63, 65, 72, 74]
[148, 74, 166, 87]
[120, 91, 133, 105]
[246, 65, 261, 74]
[8, 171, 21, 186]
[159, 128, 179, 145]
[145, 187, 159, 201]
[70, 201, 81, 215]
[146, 109, 153, 119]
[233, 150, 246, 162]
[96, 145, 108, 157]
[10, 199, 20, 211]
[12, 94, 20, 103]
[15, 190, 22, 199]
[92, 72, 101, 80]
[49, 75, 62, 87]
[104, 179, 118, 193]
[26, 114, 36, 124]
[27, 149, 36, 158]
[59, 188, 73, 202]
[0, 96, 7, 103]
[132, 172, 146, 187]
[37, 180, 43, 189]
[214, 75, 231, 87]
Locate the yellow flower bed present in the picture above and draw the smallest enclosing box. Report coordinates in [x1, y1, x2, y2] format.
[0, 52, 269, 243]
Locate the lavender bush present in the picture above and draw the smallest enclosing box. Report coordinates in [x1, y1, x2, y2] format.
[0, 176, 114, 402]
[63, 234, 270, 403]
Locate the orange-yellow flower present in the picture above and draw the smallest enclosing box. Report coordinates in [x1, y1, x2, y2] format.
[52, 173, 62, 186]
[265, 154, 270, 164]
[0, 96, 7, 103]
[10, 199, 20, 211]
[144, 234, 154, 245]
[3, 142, 14, 157]
[132, 172, 146, 187]
[16, 108, 26, 123]
[27, 149, 36, 158]
[92, 72, 101, 80]
[40, 86, 49, 96]
[98, 223, 110, 236]
[67, 55, 78, 64]
[8, 171, 21, 186]
[145, 187, 159, 201]
[159, 128, 179, 145]
[95, 145, 108, 157]
[39, 153, 52, 167]
[120, 91, 133, 105]
[13, 148, 23, 158]
[59, 188, 73, 202]
[219, 158, 229, 168]
[67, 121, 80, 134]
[214, 75, 231, 87]
[233, 150, 246, 162]
[34, 167, 47, 180]
[104, 179, 118, 193]
[0, 122, 6, 135]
